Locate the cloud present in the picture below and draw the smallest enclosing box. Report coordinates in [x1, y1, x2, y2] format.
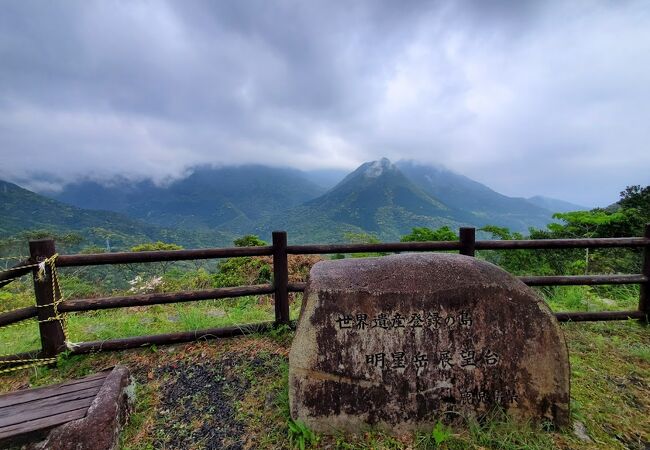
[0, 0, 649, 206]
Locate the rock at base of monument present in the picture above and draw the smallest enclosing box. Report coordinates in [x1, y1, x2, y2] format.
[33, 365, 134, 450]
[289, 253, 570, 435]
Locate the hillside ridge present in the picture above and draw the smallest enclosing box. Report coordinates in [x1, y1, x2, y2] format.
[1, 159, 579, 245]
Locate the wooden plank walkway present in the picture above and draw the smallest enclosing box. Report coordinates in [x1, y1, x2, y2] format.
[0, 370, 110, 445]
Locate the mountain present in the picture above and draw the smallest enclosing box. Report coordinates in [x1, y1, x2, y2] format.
[300, 168, 348, 189]
[15, 159, 571, 246]
[0, 180, 231, 251]
[395, 160, 553, 231]
[256, 158, 468, 242]
[526, 196, 586, 213]
[51, 165, 325, 234]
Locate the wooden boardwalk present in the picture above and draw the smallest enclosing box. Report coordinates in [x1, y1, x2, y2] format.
[0, 370, 110, 446]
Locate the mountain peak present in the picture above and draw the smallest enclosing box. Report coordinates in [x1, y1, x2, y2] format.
[362, 158, 395, 178]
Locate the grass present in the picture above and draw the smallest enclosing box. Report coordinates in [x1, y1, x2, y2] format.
[0, 270, 304, 357]
[66, 296, 275, 340]
[559, 321, 649, 449]
[0, 296, 279, 356]
[0, 255, 311, 355]
[0, 263, 648, 449]
[541, 284, 640, 313]
[0, 319, 647, 449]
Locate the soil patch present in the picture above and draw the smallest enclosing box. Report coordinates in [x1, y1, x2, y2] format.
[152, 352, 284, 449]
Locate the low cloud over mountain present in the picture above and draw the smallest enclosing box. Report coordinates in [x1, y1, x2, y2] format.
[1, 1, 649, 206]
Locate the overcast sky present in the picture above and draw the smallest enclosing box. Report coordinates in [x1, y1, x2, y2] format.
[1, 1, 649, 206]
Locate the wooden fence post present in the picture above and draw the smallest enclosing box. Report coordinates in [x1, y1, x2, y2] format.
[639, 223, 650, 323]
[459, 227, 476, 257]
[272, 231, 290, 326]
[29, 239, 66, 358]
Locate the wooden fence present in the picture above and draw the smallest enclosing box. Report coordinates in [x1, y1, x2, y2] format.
[0, 225, 648, 365]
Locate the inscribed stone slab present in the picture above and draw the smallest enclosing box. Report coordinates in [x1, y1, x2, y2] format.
[289, 253, 570, 434]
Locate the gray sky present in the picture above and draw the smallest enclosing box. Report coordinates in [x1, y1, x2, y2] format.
[1, 1, 649, 206]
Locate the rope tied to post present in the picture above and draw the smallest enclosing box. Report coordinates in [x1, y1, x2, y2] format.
[36, 253, 58, 282]
[41, 254, 76, 350]
[0, 252, 77, 373]
[0, 261, 40, 287]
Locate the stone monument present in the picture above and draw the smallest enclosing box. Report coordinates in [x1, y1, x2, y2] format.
[289, 253, 570, 434]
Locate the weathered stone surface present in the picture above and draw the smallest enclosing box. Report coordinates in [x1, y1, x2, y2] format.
[289, 253, 570, 434]
[33, 365, 134, 450]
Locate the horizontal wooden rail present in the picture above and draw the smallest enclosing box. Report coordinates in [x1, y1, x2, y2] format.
[39, 237, 650, 267]
[56, 311, 647, 355]
[287, 241, 461, 255]
[68, 321, 293, 354]
[520, 274, 647, 286]
[285, 280, 648, 323]
[286, 237, 649, 255]
[56, 245, 273, 267]
[475, 237, 650, 250]
[287, 282, 306, 292]
[0, 306, 38, 328]
[0, 350, 41, 364]
[0, 260, 33, 288]
[555, 310, 645, 322]
[286, 275, 647, 293]
[59, 284, 274, 313]
[1, 309, 641, 363]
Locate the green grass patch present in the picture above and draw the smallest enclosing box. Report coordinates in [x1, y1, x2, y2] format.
[63, 297, 275, 344]
[541, 285, 639, 313]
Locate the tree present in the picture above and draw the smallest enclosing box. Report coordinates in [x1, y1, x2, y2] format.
[400, 226, 457, 242]
[548, 210, 630, 238]
[542, 184, 650, 274]
[0, 230, 84, 257]
[130, 242, 184, 275]
[619, 185, 650, 218]
[343, 232, 387, 257]
[479, 225, 524, 241]
[130, 242, 183, 252]
[479, 226, 553, 276]
[233, 235, 268, 247]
